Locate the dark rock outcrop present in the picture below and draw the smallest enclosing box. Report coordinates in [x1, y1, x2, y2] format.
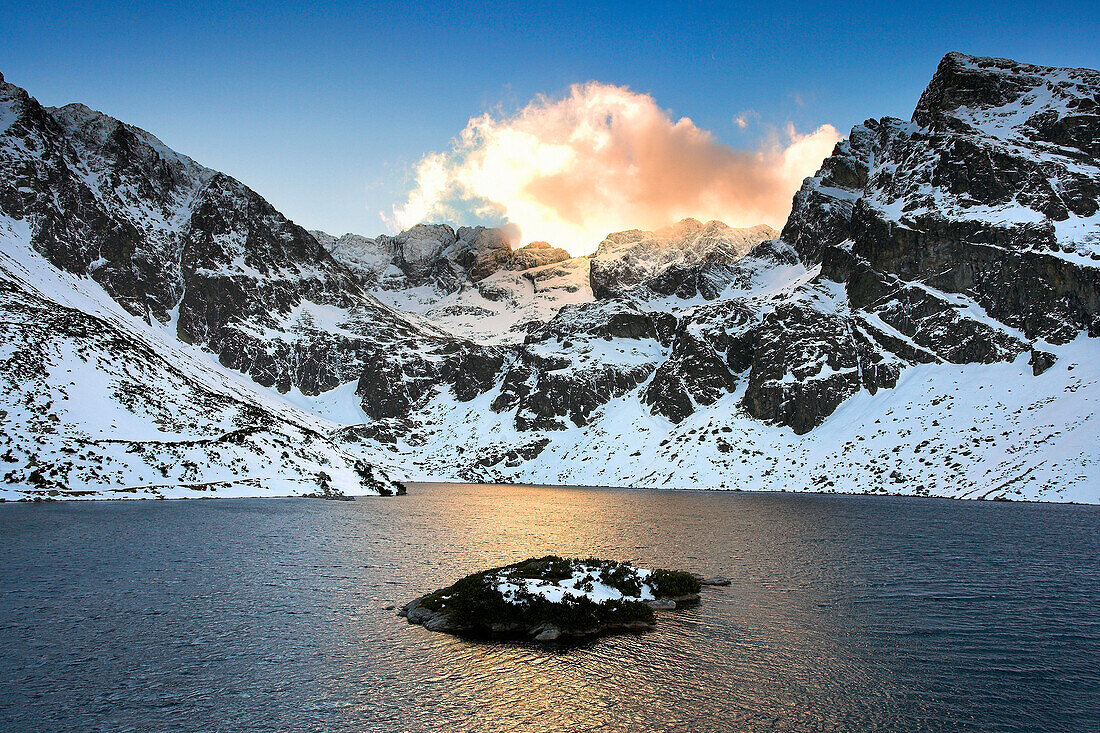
[729, 52, 1100, 432]
[490, 300, 675, 430]
[644, 300, 757, 422]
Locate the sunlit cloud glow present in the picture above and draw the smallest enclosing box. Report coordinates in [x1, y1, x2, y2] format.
[386, 82, 841, 255]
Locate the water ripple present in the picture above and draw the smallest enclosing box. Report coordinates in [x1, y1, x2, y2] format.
[0, 485, 1097, 732]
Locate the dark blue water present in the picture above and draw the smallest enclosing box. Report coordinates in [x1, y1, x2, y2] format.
[1, 484, 1097, 732]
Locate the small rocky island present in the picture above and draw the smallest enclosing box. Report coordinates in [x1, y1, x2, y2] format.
[399, 556, 704, 643]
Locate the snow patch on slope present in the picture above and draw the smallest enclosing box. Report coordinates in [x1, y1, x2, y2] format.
[0, 219, 399, 500]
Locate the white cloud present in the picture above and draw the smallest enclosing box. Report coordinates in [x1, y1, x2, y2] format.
[386, 82, 841, 254]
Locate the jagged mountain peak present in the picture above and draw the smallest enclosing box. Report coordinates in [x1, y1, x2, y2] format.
[598, 217, 774, 244]
[914, 52, 1100, 153]
[0, 72, 27, 101]
[0, 73, 53, 141]
[321, 216, 776, 342]
[313, 221, 516, 293]
[51, 102, 129, 135]
[748, 51, 1100, 444]
[589, 219, 779, 298]
[49, 101, 209, 177]
[319, 217, 776, 299]
[506, 240, 571, 271]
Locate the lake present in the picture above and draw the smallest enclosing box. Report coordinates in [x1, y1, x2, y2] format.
[1, 484, 1098, 731]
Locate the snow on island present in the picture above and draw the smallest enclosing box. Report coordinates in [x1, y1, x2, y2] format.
[399, 556, 705, 643]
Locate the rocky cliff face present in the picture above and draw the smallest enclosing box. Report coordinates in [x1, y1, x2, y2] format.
[749, 53, 1100, 433]
[2, 54, 1099, 502]
[313, 223, 516, 293]
[0, 254, 404, 499]
[320, 216, 774, 349]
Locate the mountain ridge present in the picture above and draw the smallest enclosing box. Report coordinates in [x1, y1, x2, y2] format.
[1, 53, 1098, 502]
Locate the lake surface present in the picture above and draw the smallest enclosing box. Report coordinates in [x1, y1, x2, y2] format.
[1, 485, 1098, 732]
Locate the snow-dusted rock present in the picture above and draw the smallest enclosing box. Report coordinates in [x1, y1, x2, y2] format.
[316, 223, 516, 293]
[489, 299, 674, 430]
[400, 556, 701, 642]
[0, 73, 451, 498]
[749, 52, 1100, 434]
[0, 231, 405, 499]
[589, 219, 778, 299]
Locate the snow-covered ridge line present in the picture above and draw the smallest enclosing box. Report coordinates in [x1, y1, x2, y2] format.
[2, 53, 1099, 502]
[313, 218, 777, 343]
[0, 217, 405, 500]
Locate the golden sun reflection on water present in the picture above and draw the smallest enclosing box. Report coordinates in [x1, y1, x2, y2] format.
[10, 485, 1090, 731]
[331, 483, 902, 732]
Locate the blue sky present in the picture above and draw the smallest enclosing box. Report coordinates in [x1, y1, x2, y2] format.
[3, 0, 1098, 238]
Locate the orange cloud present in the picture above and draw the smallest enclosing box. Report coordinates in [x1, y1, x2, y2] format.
[387, 82, 841, 255]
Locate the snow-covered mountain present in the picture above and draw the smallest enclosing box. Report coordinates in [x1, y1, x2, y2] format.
[312, 218, 776, 343]
[2, 53, 1098, 502]
[0, 71, 424, 498]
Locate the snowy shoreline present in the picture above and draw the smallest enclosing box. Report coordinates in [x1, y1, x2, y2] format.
[4, 481, 1095, 505]
[402, 481, 1100, 506]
